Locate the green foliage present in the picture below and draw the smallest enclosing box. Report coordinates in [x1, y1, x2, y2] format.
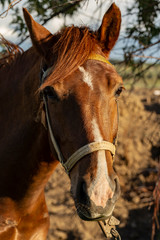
[126, 0, 160, 46]
[121, 0, 160, 86]
[0, 0, 82, 41]
[0, 0, 11, 7]
[11, 8, 27, 37]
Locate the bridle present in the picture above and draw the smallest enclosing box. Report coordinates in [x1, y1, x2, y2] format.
[40, 53, 117, 175]
[41, 54, 121, 239]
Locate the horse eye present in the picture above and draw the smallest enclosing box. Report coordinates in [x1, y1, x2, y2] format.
[115, 86, 123, 97]
[43, 86, 59, 101]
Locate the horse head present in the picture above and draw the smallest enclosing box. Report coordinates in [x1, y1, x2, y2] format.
[23, 3, 123, 221]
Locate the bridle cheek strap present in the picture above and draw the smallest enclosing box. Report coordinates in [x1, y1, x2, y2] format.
[43, 96, 65, 164]
[44, 95, 115, 174]
[42, 53, 116, 174]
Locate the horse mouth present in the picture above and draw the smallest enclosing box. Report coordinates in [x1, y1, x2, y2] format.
[75, 202, 115, 221]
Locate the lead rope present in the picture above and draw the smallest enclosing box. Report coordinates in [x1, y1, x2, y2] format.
[98, 216, 121, 240]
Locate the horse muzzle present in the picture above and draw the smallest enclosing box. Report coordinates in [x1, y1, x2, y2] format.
[71, 173, 121, 221]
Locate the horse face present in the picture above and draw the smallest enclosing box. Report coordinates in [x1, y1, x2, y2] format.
[23, 3, 122, 221]
[45, 59, 123, 220]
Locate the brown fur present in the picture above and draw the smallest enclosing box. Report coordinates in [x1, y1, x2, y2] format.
[0, 3, 122, 239]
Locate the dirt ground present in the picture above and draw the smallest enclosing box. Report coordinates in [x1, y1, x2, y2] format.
[45, 89, 160, 240]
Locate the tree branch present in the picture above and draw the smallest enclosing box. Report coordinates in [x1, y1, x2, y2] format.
[17, 0, 84, 46]
[0, 0, 23, 18]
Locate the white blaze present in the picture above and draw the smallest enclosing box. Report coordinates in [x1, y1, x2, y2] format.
[90, 118, 113, 208]
[91, 118, 103, 142]
[79, 66, 93, 90]
[91, 118, 108, 177]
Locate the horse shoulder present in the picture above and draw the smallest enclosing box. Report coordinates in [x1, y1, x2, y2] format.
[0, 160, 58, 240]
[0, 193, 48, 240]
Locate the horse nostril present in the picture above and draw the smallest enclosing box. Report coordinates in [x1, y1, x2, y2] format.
[80, 181, 87, 195]
[77, 180, 89, 205]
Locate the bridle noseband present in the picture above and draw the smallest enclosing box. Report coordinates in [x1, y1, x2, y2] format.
[40, 54, 117, 174]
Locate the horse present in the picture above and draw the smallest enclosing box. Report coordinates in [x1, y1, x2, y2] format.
[0, 3, 123, 239]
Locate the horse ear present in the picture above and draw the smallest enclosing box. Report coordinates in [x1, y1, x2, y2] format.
[97, 3, 121, 58]
[23, 8, 53, 57]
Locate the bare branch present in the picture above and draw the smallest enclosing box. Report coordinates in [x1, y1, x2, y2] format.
[17, 0, 85, 46]
[0, 0, 23, 18]
[131, 39, 160, 54]
[132, 54, 160, 60]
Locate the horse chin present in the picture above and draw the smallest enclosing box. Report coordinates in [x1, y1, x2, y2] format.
[76, 203, 115, 222]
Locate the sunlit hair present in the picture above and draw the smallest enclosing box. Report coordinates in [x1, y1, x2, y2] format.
[0, 34, 23, 69]
[40, 26, 97, 89]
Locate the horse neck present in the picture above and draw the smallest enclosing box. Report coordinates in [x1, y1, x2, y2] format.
[0, 48, 56, 201]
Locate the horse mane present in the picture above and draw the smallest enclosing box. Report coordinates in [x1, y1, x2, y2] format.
[0, 34, 23, 69]
[41, 26, 98, 89]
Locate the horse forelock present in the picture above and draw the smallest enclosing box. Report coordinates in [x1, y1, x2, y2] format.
[40, 26, 98, 89]
[0, 27, 98, 88]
